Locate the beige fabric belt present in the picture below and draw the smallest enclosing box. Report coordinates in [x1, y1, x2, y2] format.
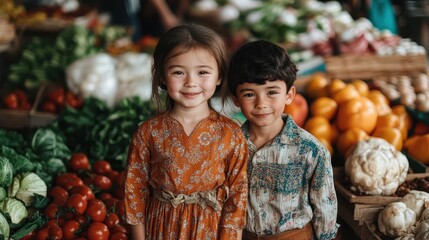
[153, 186, 229, 211]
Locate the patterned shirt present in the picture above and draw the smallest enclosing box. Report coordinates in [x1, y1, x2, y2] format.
[242, 115, 339, 239]
[124, 110, 249, 239]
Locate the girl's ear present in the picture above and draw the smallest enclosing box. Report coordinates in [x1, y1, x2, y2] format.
[216, 78, 222, 86]
[285, 86, 296, 105]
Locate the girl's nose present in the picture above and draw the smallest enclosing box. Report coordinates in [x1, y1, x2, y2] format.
[184, 74, 197, 87]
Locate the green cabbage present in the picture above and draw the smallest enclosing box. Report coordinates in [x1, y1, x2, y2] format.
[0, 188, 6, 202]
[0, 212, 9, 240]
[0, 156, 13, 188]
[12, 173, 47, 207]
[0, 198, 28, 224]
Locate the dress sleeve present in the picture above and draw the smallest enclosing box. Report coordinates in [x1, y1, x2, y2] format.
[219, 127, 249, 238]
[124, 127, 151, 225]
[309, 147, 339, 239]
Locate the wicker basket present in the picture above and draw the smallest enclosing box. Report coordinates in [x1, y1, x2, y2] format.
[325, 54, 428, 80]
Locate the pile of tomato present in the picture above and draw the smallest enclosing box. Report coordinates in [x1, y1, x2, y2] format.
[26, 153, 129, 240]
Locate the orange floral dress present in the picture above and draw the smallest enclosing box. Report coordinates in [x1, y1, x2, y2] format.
[124, 110, 248, 239]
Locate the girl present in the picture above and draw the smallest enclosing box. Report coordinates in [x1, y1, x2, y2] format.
[123, 24, 249, 240]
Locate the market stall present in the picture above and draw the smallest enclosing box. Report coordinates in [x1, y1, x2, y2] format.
[1, 0, 429, 239]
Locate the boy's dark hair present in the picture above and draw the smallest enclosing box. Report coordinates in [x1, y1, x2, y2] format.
[151, 23, 227, 112]
[227, 40, 298, 96]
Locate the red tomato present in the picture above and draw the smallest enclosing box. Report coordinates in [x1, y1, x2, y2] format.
[65, 91, 83, 108]
[62, 220, 80, 240]
[36, 226, 49, 240]
[87, 222, 110, 240]
[74, 214, 88, 225]
[93, 175, 112, 190]
[48, 186, 69, 200]
[104, 212, 120, 229]
[109, 224, 128, 235]
[105, 170, 119, 182]
[66, 194, 88, 215]
[41, 101, 57, 113]
[69, 153, 91, 172]
[97, 192, 113, 202]
[48, 218, 65, 228]
[70, 185, 95, 201]
[93, 160, 112, 174]
[103, 198, 118, 212]
[44, 203, 60, 219]
[109, 232, 128, 240]
[3, 93, 18, 109]
[48, 225, 63, 240]
[55, 173, 84, 191]
[48, 87, 65, 107]
[86, 200, 107, 222]
[52, 195, 68, 207]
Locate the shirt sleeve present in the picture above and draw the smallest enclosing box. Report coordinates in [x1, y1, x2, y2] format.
[309, 147, 339, 239]
[219, 127, 249, 237]
[124, 127, 150, 225]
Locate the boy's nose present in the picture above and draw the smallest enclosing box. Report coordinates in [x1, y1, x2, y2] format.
[255, 96, 267, 108]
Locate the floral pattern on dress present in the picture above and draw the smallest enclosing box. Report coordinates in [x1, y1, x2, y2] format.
[124, 110, 248, 239]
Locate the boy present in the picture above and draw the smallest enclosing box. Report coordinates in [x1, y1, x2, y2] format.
[227, 40, 339, 240]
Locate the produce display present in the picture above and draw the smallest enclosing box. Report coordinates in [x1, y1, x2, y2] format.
[1, 0, 429, 239]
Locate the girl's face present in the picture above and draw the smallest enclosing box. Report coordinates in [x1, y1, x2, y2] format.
[164, 47, 221, 111]
[233, 80, 295, 129]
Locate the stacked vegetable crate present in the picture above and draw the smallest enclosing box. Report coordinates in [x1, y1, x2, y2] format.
[325, 54, 427, 80]
[0, 85, 56, 129]
[334, 167, 429, 239]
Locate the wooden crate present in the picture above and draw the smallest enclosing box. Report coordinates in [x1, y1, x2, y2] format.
[334, 168, 429, 204]
[0, 85, 56, 129]
[325, 54, 427, 80]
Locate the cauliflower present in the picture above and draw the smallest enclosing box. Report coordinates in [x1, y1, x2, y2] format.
[345, 137, 409, 195]
[377, 201, 416, 238]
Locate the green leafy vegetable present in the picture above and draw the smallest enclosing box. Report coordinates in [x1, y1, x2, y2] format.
[13, 173, 47, 207]
[0, 198, 28, 224]
[0, 212, 9, 240]
[0, 157, 13, 188]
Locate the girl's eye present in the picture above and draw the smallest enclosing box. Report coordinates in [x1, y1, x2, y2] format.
[199, 70, 210, 75]
[172, 71, 183, 75]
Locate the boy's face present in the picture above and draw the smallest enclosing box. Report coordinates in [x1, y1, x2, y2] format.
[233, 80, 295, 128]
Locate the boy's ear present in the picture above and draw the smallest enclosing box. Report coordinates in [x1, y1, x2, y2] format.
[232, 95, 240, 107]
[285, 86, 296, 105]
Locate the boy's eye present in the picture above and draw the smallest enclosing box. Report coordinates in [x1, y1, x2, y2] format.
[242, 93, 255, 98]
[268, 91, 279, 95]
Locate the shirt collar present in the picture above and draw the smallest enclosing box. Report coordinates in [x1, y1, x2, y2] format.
[241, 115, 302, 147]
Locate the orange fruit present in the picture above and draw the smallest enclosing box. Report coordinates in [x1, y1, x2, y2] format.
[372, 127, 403, 151]
[351, 79, 369, 96]
[304, 116, 338, 143]
[331, 84, 360, 104]
[367, 90, 391, 116]
[310, 97, 338, 121]
[375, 113, 400, 129]
[337, 127, 370, 158]
[336, 96, 378, 134]
[305, 73, 329, 100]
[327, 79, 346, 97]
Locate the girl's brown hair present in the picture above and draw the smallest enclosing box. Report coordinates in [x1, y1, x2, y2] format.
[151, 23, 228, 112]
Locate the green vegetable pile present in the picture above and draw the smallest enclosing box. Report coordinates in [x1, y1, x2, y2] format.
[0, 128, 69, 239]
[6, 24, 128, 91]
[51, 96, 158, 170]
